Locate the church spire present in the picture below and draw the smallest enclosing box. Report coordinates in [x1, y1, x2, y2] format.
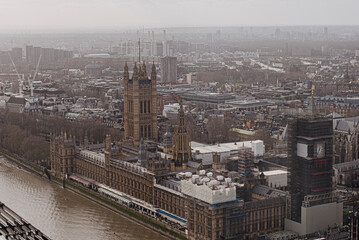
[151, 62, 156, 81]
[142, 62, 147, 75]
[138, 138, 147, 168]
[124, 62, 129, 81]
[173, 102, 191, 168]
[138, 37, 141, 64]
[132, 62, 139, 82]
[308, 84, 317, 117]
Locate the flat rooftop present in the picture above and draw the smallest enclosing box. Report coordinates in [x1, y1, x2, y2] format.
[191, 140, 263, 154]
[263, 170, 288, 176]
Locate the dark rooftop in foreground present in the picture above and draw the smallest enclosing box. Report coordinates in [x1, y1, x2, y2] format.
[0, 201, 51, 240]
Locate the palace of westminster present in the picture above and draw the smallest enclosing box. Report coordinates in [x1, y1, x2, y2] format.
[50, 62, 342, 239]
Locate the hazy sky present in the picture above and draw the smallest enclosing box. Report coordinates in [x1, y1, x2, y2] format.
[0, 0, 358, 30]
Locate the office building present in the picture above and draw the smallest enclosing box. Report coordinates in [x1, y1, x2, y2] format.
[160, 56, 177, 83]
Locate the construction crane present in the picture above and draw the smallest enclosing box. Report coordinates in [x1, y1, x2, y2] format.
[8, 52, 23, 95]
[30, 54, 42, 97]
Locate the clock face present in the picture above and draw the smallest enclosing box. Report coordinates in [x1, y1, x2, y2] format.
[316, 144, 325, 158]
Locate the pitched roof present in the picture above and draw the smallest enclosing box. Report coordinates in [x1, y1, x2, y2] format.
[327, 112, 343, 119]
[7, 97, 26, 105]
[335, 120, 351, 132]
[252, 185, 286, 198]
[335, 116, 359, 132]
[344, 116, 359, 123]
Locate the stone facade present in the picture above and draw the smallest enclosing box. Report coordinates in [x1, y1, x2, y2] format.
[124, 62, 158, 146]
[334, 116, 359, 163]
[50, 133, 287, 240]
[50, 132, 76, 177]
[173, 103, 191, 168]
[334, 130, 359, 163]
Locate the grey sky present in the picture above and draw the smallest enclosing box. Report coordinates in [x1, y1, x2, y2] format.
[0, 0, 358, 30]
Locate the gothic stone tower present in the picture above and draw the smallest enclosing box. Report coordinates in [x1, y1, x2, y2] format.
[124, 62, 158, 146]
[50, 132, 76, 177]
[173, 103, 191, 168]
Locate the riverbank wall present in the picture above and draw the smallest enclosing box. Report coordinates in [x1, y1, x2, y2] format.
[0, 149, 187, 240]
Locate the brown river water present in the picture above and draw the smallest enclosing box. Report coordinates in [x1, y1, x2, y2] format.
[0, 156, 167, 240]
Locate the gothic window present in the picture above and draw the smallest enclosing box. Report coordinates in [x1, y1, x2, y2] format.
[140, 126, 143, 137]
[148, 100, 151, 113]
[144, 126, 148, 138]
[144, 100, 147, 113]
[148, 125, 151, 137]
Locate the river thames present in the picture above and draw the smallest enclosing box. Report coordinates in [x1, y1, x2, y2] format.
[0, 156, 166, 240]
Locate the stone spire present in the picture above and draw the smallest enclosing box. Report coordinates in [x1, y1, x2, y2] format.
[163, 126, 173, 147]
[142, 62, 147, 75]
[308, 84, 317, 117]
[84, 133, 89, 149]
[151, 62, 156, 80]
[138, 138, 147, 168]
[173, 102, 191, 168]
[105, 134, 111, 152]
[124, 62, 129, 80]
[138, 62, 147, 78]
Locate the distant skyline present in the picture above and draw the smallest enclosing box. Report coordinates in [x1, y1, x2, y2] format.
[0, 0, 358, 31]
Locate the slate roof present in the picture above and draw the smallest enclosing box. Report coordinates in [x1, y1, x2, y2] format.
[0, 201, 51, 239]
[7, 97, 26, 105]
[335, 116, 359, 132]
[335, 120, 352, 132]
[252, 185, 286, 198]
[344, 116, 359, 123]
[326, 112, 343, 119]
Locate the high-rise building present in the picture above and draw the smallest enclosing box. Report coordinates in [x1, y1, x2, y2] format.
[34, 47, 41, 63]
[26, 45, 34, 62]
[123, 62, 158, 146]
[160, 56, 177, 83]
[42, 48, 55, 62]
[285, 116, 343, 236]
[25, 45, 72, 63]
[11, 48, 22, 62]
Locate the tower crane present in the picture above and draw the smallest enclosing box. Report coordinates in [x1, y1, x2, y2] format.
[30, 55, 42, 97]
[8, 52, 23, 95]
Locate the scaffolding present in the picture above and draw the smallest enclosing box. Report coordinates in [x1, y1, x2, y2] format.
[237, 147, 254, 176]
[287, 116, 334, 223]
